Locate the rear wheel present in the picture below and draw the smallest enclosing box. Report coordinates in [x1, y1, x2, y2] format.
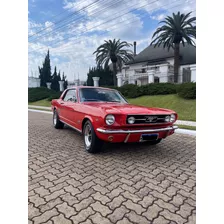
[83, 120, 103, 153]
[53, 109, 64, 129]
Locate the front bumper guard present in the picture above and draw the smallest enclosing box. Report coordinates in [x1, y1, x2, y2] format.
[97, 126, 178, 143]
[96, 125, 178, 134]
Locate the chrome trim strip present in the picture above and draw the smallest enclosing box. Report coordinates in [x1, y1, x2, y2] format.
[96, 126, 178, 134]
[127, 122, 170, 125]
[132, 118, 165, 120]
[60, 120, 82, 133]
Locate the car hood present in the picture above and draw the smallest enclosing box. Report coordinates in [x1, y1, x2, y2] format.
[83, 102, 175, 115]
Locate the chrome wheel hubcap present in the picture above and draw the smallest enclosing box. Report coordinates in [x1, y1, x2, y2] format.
[84, 124, 92, 148]
[53, 112, 57, 125]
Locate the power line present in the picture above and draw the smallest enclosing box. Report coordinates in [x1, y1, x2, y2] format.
[28, 0, 160, 53]
[29, 0, 132, 42]
[29, 0, 102, 39]
[29, 0, 183, 54]
[55, 1, 186, 56]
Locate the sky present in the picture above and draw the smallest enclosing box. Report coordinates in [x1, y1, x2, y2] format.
[28, 0, 196, 82]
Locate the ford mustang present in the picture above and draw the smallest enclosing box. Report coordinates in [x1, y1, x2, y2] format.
[51, 86, 178, 153]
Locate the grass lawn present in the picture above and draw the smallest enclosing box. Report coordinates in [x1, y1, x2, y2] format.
[128, 94, 196, 121]
[28, 94, 196, 121]
[29, 99, 51, 107]
[177, 124, 196, 131]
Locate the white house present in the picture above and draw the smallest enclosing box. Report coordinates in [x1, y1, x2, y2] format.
[118, 43, 196, 86]
[28, 77, 40, 88]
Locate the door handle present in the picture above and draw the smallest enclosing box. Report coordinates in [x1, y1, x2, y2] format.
[60, 102, 64, 105]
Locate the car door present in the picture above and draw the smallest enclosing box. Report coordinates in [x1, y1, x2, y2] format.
[64, 89, 79, 128]
[59, 89, 75, 123]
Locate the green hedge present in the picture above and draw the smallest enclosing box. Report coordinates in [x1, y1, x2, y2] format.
[28, 87, 61, 102]
[103, 83, 195, 99]
[103, 83, 177, 98]
[176, 82, 196, 99]
[29, 83, 196, 103]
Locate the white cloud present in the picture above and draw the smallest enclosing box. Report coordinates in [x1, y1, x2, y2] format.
[29, 0, 196, 81]
[45, 21, 54, 28]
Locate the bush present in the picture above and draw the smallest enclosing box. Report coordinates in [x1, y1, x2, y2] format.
[28, 87, 61, 102]
[102, 83, 178, 98]
[139, 83, 177, 96]
[176, 82, 196, 99]
[118, 84, 142, 98]
[47, 92, 62, 101]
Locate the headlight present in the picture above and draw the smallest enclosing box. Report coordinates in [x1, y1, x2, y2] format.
[170, 114, 176, 122]
[165, 116, 170, 122]
[105, 115, 115, 125]
[128, 116, 135, 124]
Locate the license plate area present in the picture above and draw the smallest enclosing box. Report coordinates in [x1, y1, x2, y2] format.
[140, 133, 158, 141]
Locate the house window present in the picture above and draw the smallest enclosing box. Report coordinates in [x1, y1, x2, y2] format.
[154, 76, 160, 83]
[182, 68, 191, 83]
[142, 68, 146, 73]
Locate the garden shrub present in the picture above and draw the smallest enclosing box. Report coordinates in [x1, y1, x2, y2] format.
[102, 83, 177, 98]
[176, 82, 196, 99]
[118, 84, 142, 98]
[28, 87, 61, 102]
[47, 92, 62, 101]
[139, 83, 177, 96]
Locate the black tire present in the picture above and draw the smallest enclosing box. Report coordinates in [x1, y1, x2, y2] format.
[53, 109, 64, 129]
[147, 138, 162, 145]
[83, 120, 103, 153]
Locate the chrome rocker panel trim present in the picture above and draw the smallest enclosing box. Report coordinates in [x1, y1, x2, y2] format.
[96, 126, 178, 134]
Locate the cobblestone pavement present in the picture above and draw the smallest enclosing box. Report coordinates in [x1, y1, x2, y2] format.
[28, 111, 196, 224]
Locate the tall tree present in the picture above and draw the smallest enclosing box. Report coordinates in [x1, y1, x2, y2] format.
[38, 50, 52, 87]
[51, 66, 60, 91]
[62, 72, 68, 90]
[151, 12, 196, 83]
[93, 39, 133, 86]
[86, 66, 113, 86]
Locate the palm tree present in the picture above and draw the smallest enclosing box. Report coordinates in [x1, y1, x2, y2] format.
[151, 11, 196, 83]
[93, 39, 134, 86]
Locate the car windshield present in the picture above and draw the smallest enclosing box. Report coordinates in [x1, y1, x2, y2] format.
[79, 88, 128, 103]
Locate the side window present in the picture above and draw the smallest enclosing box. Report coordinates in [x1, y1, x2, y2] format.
[63, 89, 77, 102]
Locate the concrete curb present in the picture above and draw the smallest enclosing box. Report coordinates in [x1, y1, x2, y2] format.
[28, 105, 51, 110]
[28, 109, 52, 114]
[28, 109, 196, 136]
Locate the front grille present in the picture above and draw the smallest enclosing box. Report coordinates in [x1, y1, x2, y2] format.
[126, 114, 168, 124]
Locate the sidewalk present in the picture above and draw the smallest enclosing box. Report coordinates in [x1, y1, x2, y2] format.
[28, 105, 196, 127]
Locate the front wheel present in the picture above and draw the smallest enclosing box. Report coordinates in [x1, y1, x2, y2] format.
[83, 120, 103, 153]
[53, 109, 64, 129]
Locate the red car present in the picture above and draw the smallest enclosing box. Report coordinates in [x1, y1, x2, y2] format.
[51, 86, 178, 153]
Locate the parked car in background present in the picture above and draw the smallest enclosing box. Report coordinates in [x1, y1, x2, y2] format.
[51, 86, 178, 153]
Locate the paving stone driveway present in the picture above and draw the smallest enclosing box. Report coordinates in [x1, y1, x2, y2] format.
[28, 111, 196, 224]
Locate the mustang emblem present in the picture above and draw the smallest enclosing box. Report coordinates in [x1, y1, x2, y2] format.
[145, 116, 157, 122]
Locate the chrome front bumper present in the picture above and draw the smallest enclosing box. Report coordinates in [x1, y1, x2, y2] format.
[96, 125, 178, 134]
